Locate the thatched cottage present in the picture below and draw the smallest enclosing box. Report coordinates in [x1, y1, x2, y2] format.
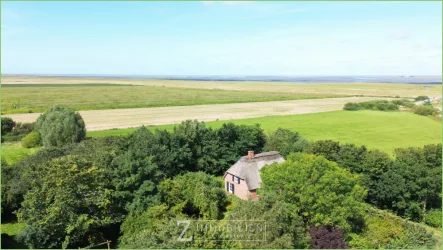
[223, 151, 285, 200]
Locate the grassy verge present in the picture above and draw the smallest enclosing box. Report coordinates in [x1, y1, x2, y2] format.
[88, 110, 442, 154]
[1, 84, 346, 114]
[1, 142, 41, 165]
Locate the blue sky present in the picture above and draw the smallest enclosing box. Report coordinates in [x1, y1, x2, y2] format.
[1, 1, 442, 76]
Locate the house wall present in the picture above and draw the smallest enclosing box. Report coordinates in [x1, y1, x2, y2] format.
[224, 173, 251, 200]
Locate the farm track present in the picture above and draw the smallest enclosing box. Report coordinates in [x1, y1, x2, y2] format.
[5, 97, 386, 131]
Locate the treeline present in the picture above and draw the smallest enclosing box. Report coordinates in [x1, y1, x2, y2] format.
[343, 99, 440, 116]
[1, 106, 441, 249]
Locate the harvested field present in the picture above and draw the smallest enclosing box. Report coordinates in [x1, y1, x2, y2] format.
[4, 97, 385, 131]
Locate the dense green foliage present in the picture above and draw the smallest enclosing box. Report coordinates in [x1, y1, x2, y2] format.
[261, 153, 367, 232]
[425, 209, 442, 228]
[308, 140, 442, 223]
[35, 106, 86, 147]
[1, 117, 16, 135]
[414, 104, 439, 116]
[1, 117, 35, 143]
[21, 132, 42, 148]
[2, 118, 440, 249]
[343, 100, 401, 111]
[415, 96, 429, 101]
[264, 128, 310, 157]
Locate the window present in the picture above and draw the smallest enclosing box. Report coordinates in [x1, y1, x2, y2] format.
[232, 175, 240, 184]
[234, 176, 240, 184]
[228, 182, 235, 194]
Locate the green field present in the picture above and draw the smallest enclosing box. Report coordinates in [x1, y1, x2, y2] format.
[1, 84, 346, 114]
[88, 110, 442, 154]
[1, 142, 41, 165]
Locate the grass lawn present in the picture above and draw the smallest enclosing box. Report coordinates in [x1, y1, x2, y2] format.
[1, 142, 41, 165]
[1, 223, 26, 236]
[88, 110, 442, 154]
[1, 84, 345, 114]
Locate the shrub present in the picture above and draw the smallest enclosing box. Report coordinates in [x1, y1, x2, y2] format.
[21, 132, 42, 148]
[2, 134, 27, 143]
[35, 106, 86, 147]
[415, 96, 429, 101]
[392, 99, 415, 108]
[413, 105, 439, 116]
[309, 226, 349, 249]
[1, 117, 16, 135]
[425, 209, 442, 228]
[12, 123, 34, 135]
[343, 102, 362, 111]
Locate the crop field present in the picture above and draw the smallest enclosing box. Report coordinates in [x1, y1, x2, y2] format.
[4, 97, 385, 131]
[88, 110, 442, 154]
[1, 83, 346, 114]
[4, 76, 442, 98]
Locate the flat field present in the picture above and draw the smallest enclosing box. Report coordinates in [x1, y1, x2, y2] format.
[1, 84, 345, 114]
[3, 76, 441, 98]
[2, 76, 441, 114]
[4, 97, 385, 131]
[89, 110, 442, 154]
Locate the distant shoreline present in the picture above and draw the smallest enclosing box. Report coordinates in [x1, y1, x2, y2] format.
[2, 74, 442, 84]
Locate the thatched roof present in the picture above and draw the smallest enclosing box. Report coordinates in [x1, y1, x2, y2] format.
[225, 151, 285, 190]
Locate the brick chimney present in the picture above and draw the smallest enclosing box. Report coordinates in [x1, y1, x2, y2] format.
[248, 151, 254, 159]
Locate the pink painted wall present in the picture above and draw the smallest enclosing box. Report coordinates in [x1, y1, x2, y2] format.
[224, 173, 253, 200]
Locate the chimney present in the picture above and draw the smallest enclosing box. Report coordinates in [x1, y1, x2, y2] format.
[248, 151, 254, 159]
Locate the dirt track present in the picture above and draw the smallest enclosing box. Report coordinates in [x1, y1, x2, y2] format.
[4, 97, 385, 131]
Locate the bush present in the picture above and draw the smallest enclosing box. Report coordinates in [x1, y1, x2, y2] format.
[309, 226, 349, 249]
[415, 96, 429, 101]
[12, 123, 34, 135]
[413, 105, 439, 116]
[425, 209, 442, 228]
[2, 134, 27, 143]
[343, 102, 362, 111]
[35, 106, 86, 147]
[392, 99, 415, 108]
[21, 132, 42, 148]
[1, 117, 16, 135]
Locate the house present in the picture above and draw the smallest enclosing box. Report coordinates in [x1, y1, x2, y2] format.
[223, 151, 285, 200]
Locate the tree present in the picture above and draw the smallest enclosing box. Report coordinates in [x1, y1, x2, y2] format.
[308, 140, 341, 163]
[1, 117, 16, 135]
[118, 172, 228, 248]
[264, 128, 310, 157]
[17, 155, 124, 249]
[261, 152, 367, 232]
[222, 195, 310, 249]
[35, 106, 86, 147]
[309, 225, 349, 249]
[336, 143, 367, 173]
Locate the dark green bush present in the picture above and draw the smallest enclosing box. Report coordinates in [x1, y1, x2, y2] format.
[414, 105, 439, 116]
[343, 102, 362, 111]
[415, 96, 429, 101]
[21, 132, 42, 148]
[1, 117, 16, 135]
[425, 209, 442, 228]
[392, 99, 415, 108]
[2, 134, 27, 142]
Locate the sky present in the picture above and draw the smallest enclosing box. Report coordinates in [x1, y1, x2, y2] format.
[1, 1, 442, 76]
